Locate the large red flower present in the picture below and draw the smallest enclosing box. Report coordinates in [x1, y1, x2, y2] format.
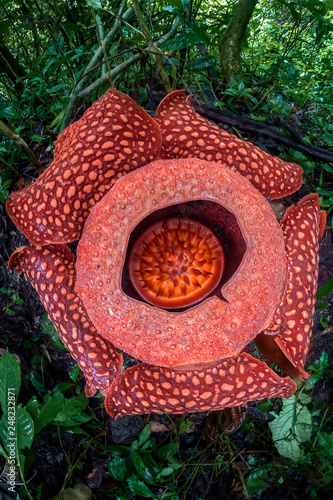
[7, 90, 325, 417]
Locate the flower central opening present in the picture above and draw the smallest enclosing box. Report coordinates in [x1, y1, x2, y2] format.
[128, 218, 225, 309]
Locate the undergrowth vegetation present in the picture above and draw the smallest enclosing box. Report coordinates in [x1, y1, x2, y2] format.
[0, 0, 333, 498]
[0, 345, 332, 499]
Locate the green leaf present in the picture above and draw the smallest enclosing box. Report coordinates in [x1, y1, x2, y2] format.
[69, 364, 80, 382]
[0, 351, 21, 413]
[0, 406, 34, 453]
[133, 456, 155, 484]
[85, 0, 102, 9]
[315, 302, 329, 310]
[192, 55, 215, 71]
[127, 476, 153, 497]
[0, 20, 11, 33]
[307, 350, 329, 387]
[139, 425, 151, 448]
[179, 420, 193, 435]
[269, 395, 312, 461]
[0, 441, 9, 460]
[26, 396, 40, 422]
[317, 432, 333, 458]
[316, 276, 333, 298]
[33, 392, 65, 433]
[40, 315, 67, 351]
[245, 466, 271, 496]
[162, 31, 208, 51]
[108, 454, 127, 481]
[155, 466, 175, 482]
[54, 392, 88, 422]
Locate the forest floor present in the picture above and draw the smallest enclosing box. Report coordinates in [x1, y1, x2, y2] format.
[0, 93, 332, 500]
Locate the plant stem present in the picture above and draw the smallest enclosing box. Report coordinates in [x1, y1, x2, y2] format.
[56, 431, 105, 498]
[0, 156, 19, 175]
[226, 437, 250, 500]
[0, 120, 43, 175]
[132, 0, 172, 93]
[78, 16, 180, 99]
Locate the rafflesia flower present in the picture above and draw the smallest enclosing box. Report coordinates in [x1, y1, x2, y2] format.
[6, 90, 325, 418]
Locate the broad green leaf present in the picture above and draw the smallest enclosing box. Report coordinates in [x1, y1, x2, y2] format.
[317, 432, 333, 458]
[155, 466, 174, 481]
[133, 456, 155, 484]
[69, 364, 80, 382]
[0, 351, 21, 413]
[165, 0, 186, 11]
[269, 395, 312, 461]
[245, 466, 271, 496]
[315, 301, 329, 310]
[33, 392, 65, 433]
[316, 276, 333, 298]
[26, 396, 40, 422]
[163, 31, 208, 51]
[0, 441, 9, 460]
[179, 420, 193, 435]
[0, 20, 11, 33]
[54, 392, 88, 422]
[108, 454, 127, 481]
[0, 406, 34, 453]
[192, 55, 216, 70]
[156, 442, 178, 461]
[139, 425, 151, 448]
[86, 0, 102, 9]
[186, 21, 211, 44]
[40, 315, 67, 351]
[127, 476, 153, 497]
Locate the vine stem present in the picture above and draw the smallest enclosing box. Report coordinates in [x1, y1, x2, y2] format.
[132, 0, 173, 93]
[226, 437, 250, 500]
[0, 120, 43, 175]
[55, 431, 106, 498]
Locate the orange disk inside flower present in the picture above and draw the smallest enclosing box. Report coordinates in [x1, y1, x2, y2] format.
[129, 218, 225, 309]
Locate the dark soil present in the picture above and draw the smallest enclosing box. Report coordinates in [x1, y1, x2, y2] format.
[0, 98, 332, 500]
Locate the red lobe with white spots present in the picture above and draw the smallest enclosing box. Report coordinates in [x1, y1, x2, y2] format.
[260, 193, 325, 378]
[156, 90, 303, 199]
[105, 352, 297, 417]
[6, 89, 162, 246]
[8, 244, 123, 397]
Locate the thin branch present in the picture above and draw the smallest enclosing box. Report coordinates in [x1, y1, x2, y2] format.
[0, 156, 20, 176]
[93, 10, 113, 86]
[132, 0, 172, 93]
[77, 16, 180, 99]
[0, 120, 43, 175]
[61, 1, 136, 130]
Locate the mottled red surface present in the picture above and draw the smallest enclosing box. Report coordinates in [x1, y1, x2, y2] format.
[6, 89, 325, 417]
[76, 159, 286, 369]
[6, 89, 161, 245]
[8, 244, 123, 397]
[106, 352, 297, 418]
[263, 194, 324, 378]
[156, 90, 303, 199]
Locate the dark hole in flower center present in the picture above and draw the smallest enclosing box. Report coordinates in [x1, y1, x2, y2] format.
[121, 200, 247, 311]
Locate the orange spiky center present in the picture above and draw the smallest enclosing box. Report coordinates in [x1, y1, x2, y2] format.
[129, 218, 225, 309]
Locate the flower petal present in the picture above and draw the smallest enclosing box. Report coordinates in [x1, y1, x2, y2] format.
[105, 352, 297, 417]
[263, 194, 325, 377]
[156, 90, 303, 199]
[6, 89, 162, 246]
[8, 244, 123, 396]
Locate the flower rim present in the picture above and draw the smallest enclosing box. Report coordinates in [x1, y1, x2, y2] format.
[76, 158, 287, 369]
